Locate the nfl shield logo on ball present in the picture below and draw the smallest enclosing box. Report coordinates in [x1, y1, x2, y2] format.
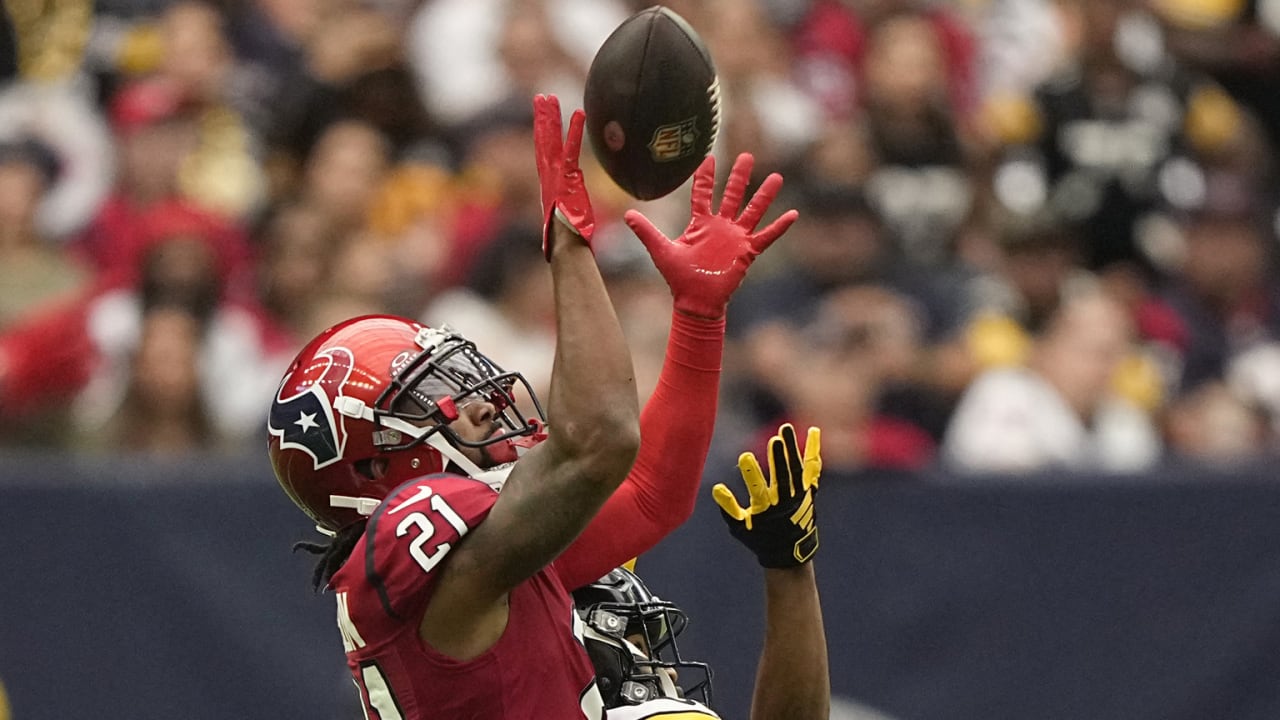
[648, 117, 698, 162]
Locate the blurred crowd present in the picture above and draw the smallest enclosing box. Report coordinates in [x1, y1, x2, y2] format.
[1, 0, 1280, 477]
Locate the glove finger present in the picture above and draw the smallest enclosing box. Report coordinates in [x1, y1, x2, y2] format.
[717, 152, 753, 220]
[737, 171, 784, 229]
[534, 94, 563, 141]
[563, 108, 586, 166]
[739, 449, 773, 513]
[766, 433, 789, 504]
[712, 481, 749, 522]
[779, 423, 804, 498]
[532, 95, 562, 172]
[624, 210, 673, 266]
[689, 155, 716, 219]
[751, 208, 799, 255]
[804, 426, 822, 490]
[532, 96, 551, 174]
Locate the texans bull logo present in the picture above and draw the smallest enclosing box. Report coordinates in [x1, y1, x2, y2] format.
[268, 347, 355, 469]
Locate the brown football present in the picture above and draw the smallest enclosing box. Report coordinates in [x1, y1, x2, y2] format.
[583, 6, 720, 201]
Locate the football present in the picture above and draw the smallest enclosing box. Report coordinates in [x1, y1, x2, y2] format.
[584, 6, 720, 201]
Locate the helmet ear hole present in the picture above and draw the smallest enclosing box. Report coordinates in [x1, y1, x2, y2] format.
[353, 457, 389, 480]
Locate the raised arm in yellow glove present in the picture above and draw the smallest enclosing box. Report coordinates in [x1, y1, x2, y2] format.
[712, 423, 821, 568]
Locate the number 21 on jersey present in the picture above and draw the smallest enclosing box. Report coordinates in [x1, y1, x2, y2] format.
[387, 485, 470, 574]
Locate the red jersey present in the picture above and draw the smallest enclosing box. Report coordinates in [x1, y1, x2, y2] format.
[329, 474, 604, 720]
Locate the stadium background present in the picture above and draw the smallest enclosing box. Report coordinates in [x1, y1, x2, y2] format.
[3, 0, 1280, 717]
[3, 455, 1280, 719]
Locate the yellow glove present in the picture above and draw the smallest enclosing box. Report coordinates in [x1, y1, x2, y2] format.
[712, 424, 821, 567]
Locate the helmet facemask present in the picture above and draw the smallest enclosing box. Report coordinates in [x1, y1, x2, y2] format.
[371, 327, 542, 454]
[327, 325, 546, 497]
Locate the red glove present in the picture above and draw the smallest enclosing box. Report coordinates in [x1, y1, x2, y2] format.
[533, 94, 594, 259]
[624, 153, 797, 320]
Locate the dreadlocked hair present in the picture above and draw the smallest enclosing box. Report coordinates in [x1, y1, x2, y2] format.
[293, 520, 368, 592]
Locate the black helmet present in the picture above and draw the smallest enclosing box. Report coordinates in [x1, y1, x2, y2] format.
[572, 567, 713, 709]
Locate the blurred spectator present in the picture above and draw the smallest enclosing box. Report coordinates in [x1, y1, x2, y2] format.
[74, 80, 253, 290]
[0, 138, 89, 329]
[420, 223, 556, 399]
[690, 0, 821, 172]
[325, 231, 398, 312]
[0, 200, 248, 447]
[729, 182, 976, 438]
[0, 81, 114, 240]
[366, 158, 461, 315]
[75, 215, 290, 448]
[986, 0, 1254, 280]
[790, 0, 978, 120]
[797, 114, 880, 190]
[111, 79, 197, 205]
[0, 298, 95, 446]
[156, 0, 266, 218]
[965, 202, 1168, 417]
[337, 64, 442, 161]
[729, 183, 889, 430]
[972, 207, 1087, 335]
[159, 1, 231, 105]
[78, 304, 216, 453]
[761, 285, 936, 472]
[859, 8, 979, 266]
[1156, 0, 1280, 151]
[977, 0, 1067, 97]
[943, 287, 1161, 473]
[1163, 380, 1270, 461]
[493, 0, 584, 111]
[253, 201, 338, 343]
[87, 0, 270, 222]
[1157, 157, 1280, 414]
[226, 0, 400, 149]
[8, 0, 93, 82]
[443, 101, 540, 287]
[407, 0, 627, 127]
[299, 118, 391, 236]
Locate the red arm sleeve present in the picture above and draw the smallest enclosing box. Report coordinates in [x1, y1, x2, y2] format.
[554, 311, 725, 590]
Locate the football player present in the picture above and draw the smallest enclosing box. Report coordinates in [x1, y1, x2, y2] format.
[575, 423, 829, 720]
[267, 94, 797, 719]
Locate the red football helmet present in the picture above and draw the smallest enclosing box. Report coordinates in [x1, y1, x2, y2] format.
[267, 315, 545, 533]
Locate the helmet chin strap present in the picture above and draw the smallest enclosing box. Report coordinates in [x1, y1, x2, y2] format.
[423, 432, 515, 492]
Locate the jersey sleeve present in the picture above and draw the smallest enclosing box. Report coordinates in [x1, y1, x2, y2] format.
[357, 474, 498, 622]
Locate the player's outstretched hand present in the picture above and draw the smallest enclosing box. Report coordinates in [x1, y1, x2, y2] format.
[623, 153, 798, 320]
[713, 423, 821, 568]
[533, 94, 595, 259]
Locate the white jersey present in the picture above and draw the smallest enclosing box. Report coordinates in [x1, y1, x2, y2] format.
[941, 367, 1160, 474]
[606, 697, 721, 719]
